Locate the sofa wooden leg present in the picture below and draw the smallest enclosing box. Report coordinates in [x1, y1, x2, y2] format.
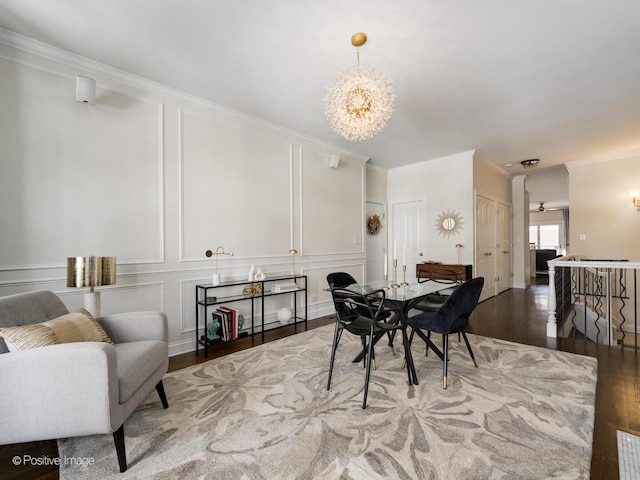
[156, 380, 169, 409]
[113, 425, 127, 473]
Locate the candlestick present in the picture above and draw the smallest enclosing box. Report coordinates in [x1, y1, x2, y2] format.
[393, 240, 397, 260]
[403, 244, 406, 266]
[383, 273, 389, 290]
[401, 264, 409, 286]
[384, 251, 388, 276]
[391, 258, 400, 288]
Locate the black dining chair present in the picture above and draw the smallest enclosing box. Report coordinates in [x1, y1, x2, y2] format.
[326, 272, 358, 289]
[406, 277, 484, 389]
[327, 286, 415, 409]
[414, 268, 464, 312]
[326, 272, 398, 356]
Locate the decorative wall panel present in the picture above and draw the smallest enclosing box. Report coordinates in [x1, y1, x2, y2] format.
[180, 111, 292, 261]
[0, 58, 163, 268]
[300, 148, 365, 255]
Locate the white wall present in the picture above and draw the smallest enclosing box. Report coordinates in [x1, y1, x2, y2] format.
[473, 153, 511, 204]
[366, 165, 387, 202]
[387, 151, 475, 266]
[568, 154, 640, 260]
[0, 37, 369, 355]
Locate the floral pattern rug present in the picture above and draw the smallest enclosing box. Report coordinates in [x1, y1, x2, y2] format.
[59, 324, 597, 479]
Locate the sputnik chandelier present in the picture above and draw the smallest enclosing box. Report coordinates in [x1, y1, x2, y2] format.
[324, 32, 395, 142]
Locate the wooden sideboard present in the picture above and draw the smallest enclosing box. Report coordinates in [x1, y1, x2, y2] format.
[416, 263, 472, 281]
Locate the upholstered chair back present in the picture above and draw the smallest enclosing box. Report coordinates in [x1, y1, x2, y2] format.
[0, 290, 69, 353]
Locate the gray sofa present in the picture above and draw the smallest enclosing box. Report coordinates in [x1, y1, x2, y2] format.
[0, 290, 169, 473]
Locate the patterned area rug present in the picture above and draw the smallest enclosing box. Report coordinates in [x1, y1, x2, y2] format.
[59, 324, 597, 479]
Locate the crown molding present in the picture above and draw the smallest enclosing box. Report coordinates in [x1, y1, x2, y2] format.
[473, 151, 510, 178]
[388, 150, 475, 173]
[566, 151, 640, 170]
[0, 27, 369, 161]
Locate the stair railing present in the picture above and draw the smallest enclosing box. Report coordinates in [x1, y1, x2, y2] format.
[548, 256, 640, 348]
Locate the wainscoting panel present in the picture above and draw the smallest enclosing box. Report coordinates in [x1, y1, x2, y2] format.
[0, 56, 164, 268]
[180, 110, 292, 262]
[299, 147, 366, 256]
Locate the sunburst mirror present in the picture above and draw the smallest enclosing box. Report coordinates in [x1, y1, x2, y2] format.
[435, 209, 464, 238]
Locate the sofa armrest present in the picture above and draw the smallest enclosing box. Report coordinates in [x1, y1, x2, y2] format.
[98, 311, 168, 344]
[0, 342, 119, 444]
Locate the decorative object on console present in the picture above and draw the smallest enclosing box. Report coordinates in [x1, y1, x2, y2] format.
[324, 32, 395, 142]
[271, 282, 298, 293]
[242, 283, 262, 297]
[276, 307, 293, 325]
[207, 315, 221, 341]
[248, 264, 256, 281]
[367, 214, 382, 235]
[66, 256, 116, 318]
[205, 246, 234, 286]
[435, 210, 464, 238]
[254, 269, 265, 281]
[288, 248, 298, 275]
[455, 244, 463, 264]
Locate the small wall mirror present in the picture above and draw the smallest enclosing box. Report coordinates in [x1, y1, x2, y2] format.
[435, 210, 464, 238]
[442, 217, 456, 231]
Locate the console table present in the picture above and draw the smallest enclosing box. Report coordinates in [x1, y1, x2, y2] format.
[416, 263, 472, 281]
[195, 275, 307, 358]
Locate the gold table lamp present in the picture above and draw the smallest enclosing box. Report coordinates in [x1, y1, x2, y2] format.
[67, 256, 116, 317]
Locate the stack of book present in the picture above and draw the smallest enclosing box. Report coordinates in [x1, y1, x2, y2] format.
[211, 306, 239, 341]
[271, 282, 298, 293]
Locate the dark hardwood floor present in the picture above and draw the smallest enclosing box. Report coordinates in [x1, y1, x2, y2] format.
[2, 277, 636, 479]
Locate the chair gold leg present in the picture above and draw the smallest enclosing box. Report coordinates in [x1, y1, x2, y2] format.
[425, 348, 429, 357]
[372, 358, 377, 370]
[402, 358, 406, 369]
[473, 358, 478, 368]
[391, 346, 397, 356]
[443, 376, 448, 389]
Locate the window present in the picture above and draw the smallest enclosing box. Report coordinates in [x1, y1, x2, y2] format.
[530, 223, 561, 251]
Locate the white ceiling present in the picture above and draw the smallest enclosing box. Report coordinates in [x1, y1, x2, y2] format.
[0, 0, 638, 208]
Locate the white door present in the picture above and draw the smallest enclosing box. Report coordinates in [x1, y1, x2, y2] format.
[366, 202, 386, 282]
[496, 202, 512, 294]
[475, 195, 497, 301]
[390, 199, 425, 283]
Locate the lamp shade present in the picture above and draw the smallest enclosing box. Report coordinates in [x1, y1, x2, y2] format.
[67, 256, 116, 289]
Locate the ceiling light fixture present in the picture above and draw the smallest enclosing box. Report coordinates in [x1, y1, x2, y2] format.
[538, 202, 545, 212]
[324, 32, 395, 142]
[521, 159, 540, 169]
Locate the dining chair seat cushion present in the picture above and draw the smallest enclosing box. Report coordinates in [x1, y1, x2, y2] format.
[342, 315, 401, 337]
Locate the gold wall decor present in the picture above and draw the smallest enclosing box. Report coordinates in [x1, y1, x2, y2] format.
[435, 210, 464, 238]
[367, 214, 382, 235]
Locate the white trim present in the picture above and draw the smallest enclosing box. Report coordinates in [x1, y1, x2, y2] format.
[565, 151, 640, 169]
[0, 27, 369, 163]
[474, 151, 510, 178]
[388, 150, 475, 173]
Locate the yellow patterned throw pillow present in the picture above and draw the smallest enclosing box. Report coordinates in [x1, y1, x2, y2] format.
[0, 308, 113, 351]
